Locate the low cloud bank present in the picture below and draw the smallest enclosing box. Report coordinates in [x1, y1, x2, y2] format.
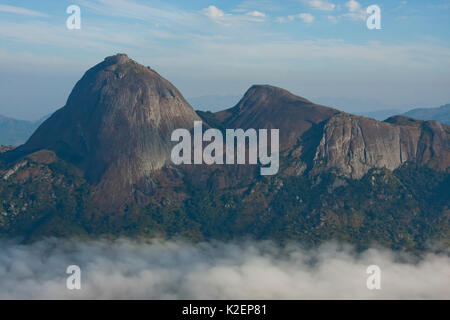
[0, 238, 448, 299]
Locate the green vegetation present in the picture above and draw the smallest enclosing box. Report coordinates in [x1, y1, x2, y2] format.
[0, 157, 448, 252]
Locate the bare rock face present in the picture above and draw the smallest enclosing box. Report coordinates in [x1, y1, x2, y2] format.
[214, 86, 449, 179]
[414, 119, 450, 171]
[18, 54, 200, 187]
[312, 114, 450, 178]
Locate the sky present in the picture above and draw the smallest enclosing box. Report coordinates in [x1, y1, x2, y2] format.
[0, 0, 449, 120]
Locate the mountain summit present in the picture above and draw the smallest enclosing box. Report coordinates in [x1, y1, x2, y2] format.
[211, 85, 449, 178]
[215, 85, 339, 149]
[17, 54, 200, 186]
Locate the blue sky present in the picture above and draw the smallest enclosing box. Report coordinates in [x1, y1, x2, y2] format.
[0, 0, 449, 120]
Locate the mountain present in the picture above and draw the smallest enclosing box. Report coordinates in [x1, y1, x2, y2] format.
[210, 85, 449, 178]
[9, 54, 200, 206]
[401, 104, 450, 125]
[0, 54, 448, 250]
[0, 115, 47, 146]
[215, 85, 339, 149]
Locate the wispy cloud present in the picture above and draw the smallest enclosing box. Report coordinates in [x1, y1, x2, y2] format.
[0, 4, 49, 17]
[0, 20, 147, 57]
[233, 0, 282, 13]
[185, 39, 450, 69]
[304, 0, 336, 11]
[297, 13, 315, 23]
[201, 5, 266, 25]
[202, 5, 226, 19]
[343, 0, 366, 20]
[246, 11, 266, 18]
[78, 0, 196, 26]
[327, 15, 339, 23]
[346, 0, 362, 12]
[279, 13, 315, 24]
[431, 0, 450, 9]
[80, 0, 268, 28]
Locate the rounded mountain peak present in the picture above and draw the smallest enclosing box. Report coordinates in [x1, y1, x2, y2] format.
[242, 85, 312, 105]
[216, 84, 339, 149]
[20, 54, 200, 186]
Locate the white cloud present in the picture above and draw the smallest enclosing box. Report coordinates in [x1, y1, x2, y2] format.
[0, 4, 49, 17]
[343, 0, 366, 20]
[246, 11, 266, 18]
[346, 0, 362, 12]
[233, 0, 282, 13]
[201, 5, 266, 25]
[306, 0, 336, 11]
[0, 239, 449, 299]
[0, 20, 144, 52]
[279, 13, 314, 24]
[202, 5, 226, 19]
[297, 13, 315, 23]
[343, 11, 366, 21]
[78, 0, 196, 26]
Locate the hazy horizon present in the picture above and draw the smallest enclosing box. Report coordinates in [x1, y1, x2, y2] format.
[0, 0, 449, 120]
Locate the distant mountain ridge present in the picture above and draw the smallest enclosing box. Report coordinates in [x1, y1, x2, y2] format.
[0, 114, 48, 146]
[401, 104, 450, 125]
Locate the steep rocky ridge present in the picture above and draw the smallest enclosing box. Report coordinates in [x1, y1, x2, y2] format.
[310, 114, 449, 178]
[212, 87, 450, 179]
